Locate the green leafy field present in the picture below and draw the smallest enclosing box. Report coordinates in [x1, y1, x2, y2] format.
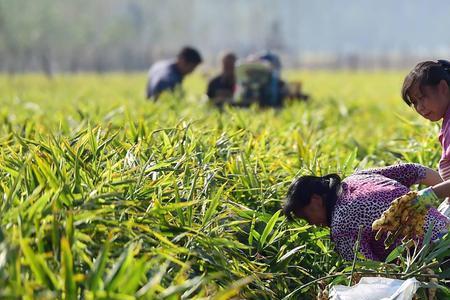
[0, 72, 448, 299]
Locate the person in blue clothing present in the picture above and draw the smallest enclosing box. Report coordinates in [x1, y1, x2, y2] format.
[234, 51, 309, 107]
[234, 51, 285, 107]
[146, 46, 202, 100]
[256, 52, 285, 107]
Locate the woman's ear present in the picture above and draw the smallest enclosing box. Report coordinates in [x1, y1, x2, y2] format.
[438, 79, 449, 95]
[310, 194, 324, 207]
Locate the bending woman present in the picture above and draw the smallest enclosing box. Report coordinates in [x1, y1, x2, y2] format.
[283, 163, 450, 261]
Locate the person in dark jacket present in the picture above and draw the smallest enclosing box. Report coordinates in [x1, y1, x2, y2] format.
[207, 52, 237, 106]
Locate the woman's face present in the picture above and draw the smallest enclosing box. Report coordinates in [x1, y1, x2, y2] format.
[408, 80, 450, 121]
[294, 194, 328, 226]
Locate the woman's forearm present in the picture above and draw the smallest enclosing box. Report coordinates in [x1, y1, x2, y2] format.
[431, 181, 450, 199]
[420, 168, 444, 186]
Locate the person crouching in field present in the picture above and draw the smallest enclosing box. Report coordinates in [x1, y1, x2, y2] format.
[401, 60, 450, 216]
[283, 163, 450, 261]
[207, 52, 237, 106]
[146, 46, 202, 100]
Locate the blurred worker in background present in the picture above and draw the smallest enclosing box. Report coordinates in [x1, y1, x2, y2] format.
[147, 46, 202, 100]
[235, 51, 309, 107]
[207, 52, 237, 106]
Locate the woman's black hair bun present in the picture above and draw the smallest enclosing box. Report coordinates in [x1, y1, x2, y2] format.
[438, 59, 450, 73]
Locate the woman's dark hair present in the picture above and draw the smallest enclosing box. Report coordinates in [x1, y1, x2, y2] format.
[283, 174, 342, 225]
[178, 46, 203, 65]
[401, 60, 450, 106]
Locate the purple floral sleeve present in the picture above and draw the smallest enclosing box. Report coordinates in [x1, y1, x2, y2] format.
[354, 163, 427, 187]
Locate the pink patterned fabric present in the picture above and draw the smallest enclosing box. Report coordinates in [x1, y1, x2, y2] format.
[438, 108, 450, 180]
[331, 163, 450, 261]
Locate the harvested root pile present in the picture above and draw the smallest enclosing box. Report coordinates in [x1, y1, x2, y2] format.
[372, 191, 428, 248]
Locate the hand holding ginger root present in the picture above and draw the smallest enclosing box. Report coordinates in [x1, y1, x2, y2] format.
[372, 191, 430, 247]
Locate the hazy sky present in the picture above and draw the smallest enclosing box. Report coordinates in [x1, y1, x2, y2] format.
[2, 0, 450, 71]
[166, 0, 450, 55]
